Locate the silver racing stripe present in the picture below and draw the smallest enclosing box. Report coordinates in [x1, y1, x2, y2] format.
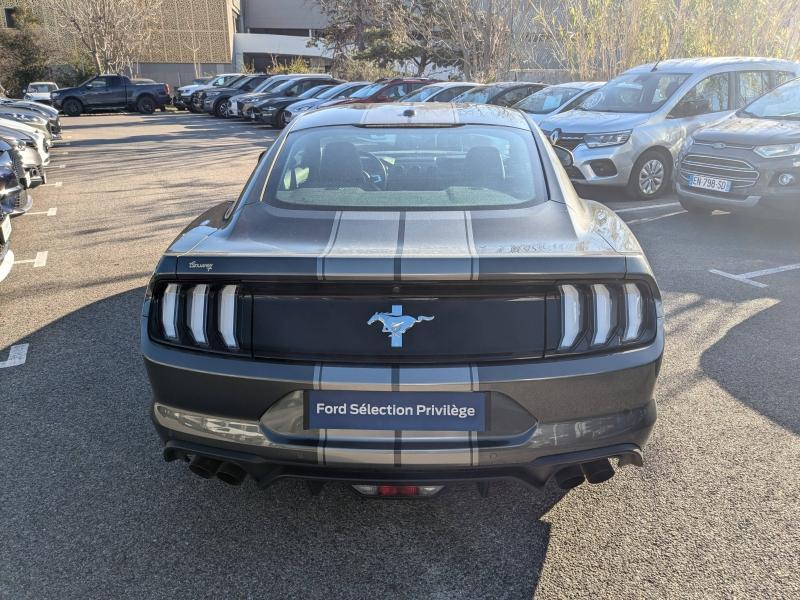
[400, 211, 475, 280]
[322, 211, 400, 280]
[316, 211, 343, 281]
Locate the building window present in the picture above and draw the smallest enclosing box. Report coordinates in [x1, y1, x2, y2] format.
[4, 8, 17, 28]
[248, 28, 312, 37]
[233, 9, 243, 34]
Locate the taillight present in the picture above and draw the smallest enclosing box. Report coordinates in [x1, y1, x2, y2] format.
[552, 281, 656, 355]
[164, 84, 171, 95]
[151, 282, 250, 354]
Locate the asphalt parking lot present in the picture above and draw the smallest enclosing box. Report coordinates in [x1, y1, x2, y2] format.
[1, 112, 798, 600]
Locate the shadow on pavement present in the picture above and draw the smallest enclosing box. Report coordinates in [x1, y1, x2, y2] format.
[0, 288, 566, 599]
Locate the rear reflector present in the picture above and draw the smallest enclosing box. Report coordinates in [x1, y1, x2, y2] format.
[188, 284, 209, 344]
[591, 284, 612, 345]
[219, 285, 239, 349]
[623, 283, 643, 342]
[352, 484, 444, 498]
[559, 284, 581, 349]
[161, 283, 179, 340]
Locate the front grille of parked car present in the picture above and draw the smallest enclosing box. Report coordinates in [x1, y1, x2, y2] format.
[541, 131, 585, 151]
[9, 147, 26, 183]
[679, 153, 759, 190]
[148, 280, 658, 362]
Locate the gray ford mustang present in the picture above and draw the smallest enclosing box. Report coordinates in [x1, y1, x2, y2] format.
[143, 103, 663, 497]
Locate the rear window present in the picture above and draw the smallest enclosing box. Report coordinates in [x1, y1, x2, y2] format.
[263, 125, 544, 210]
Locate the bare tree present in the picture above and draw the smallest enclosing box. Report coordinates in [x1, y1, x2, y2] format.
[433, 0, 537, 81]
[38, 0, 163, 75]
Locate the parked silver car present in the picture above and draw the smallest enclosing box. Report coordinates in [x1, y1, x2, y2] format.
[514, 81, 604, 124]
[539, 58, 800, 199]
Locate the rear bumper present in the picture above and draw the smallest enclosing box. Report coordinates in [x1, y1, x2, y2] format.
[145, 318, 663, 485]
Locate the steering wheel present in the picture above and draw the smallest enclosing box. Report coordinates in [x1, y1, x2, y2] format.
[359, 151, 389, 190]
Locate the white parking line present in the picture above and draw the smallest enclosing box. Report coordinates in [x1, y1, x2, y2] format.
[57, 164, 66, 169]
[25, 207, 57, 217]
[709, 263, 800, 288]
[15, 251, 48, 268]
[625, 209, 686, 225]
[612, 202, 681, 214]
[0, 343, 28, 369]
[43, 181, 62, 188]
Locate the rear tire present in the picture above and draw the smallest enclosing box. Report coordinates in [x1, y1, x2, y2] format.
[137, 96, 155, 114]
[63, 99, 82, 117]
[627, 149, 672, 200]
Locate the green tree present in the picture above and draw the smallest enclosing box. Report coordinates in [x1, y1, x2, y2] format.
[0, 8, 52, 96]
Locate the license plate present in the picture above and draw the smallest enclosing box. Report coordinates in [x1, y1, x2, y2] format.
[689, 174, 731, 192]
[0, 215, 10, 244]
[305, 391, 486, 432]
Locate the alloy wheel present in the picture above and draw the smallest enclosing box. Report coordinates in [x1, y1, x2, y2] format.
[638, 159, 665, 196]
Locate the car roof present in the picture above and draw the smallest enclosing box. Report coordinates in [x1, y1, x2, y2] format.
[626, 57, 800, 74]
[547, 81, 605, 90]
[29, 81, 57, 85]
[290, 102, 532, 131]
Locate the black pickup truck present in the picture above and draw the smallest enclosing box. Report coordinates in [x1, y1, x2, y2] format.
[51, 75, 171, 116]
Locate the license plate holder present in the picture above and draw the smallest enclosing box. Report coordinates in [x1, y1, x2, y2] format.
[0, 214, 10, 244]
[689, 174, 731, 192]
[305, 391, 487, 432]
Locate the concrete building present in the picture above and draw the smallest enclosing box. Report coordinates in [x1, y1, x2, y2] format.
[2, 0, 331, 87]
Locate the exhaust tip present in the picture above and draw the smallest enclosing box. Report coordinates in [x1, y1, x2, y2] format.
[555, 465, 585, 490]
[188, 455, 222, 479]
[582, 459, 615, 484]
[216, 462, 247, 486]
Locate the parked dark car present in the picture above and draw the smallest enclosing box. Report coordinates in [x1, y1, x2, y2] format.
[172, 76, 215, 110]
[676, 75, 800, 216]
[202, 75, 270, 117]
[251, 83, 340, 127]
[514, 81, 605, 124]
[143, 103, 663, 496]
[51, 75, 171, 116]
[190, 74, 250, 113]
[282, 81, 371, 124]
[240, 75, 337, 119]
[452, 82, 549, 107]
[323, 78, 436, 106]
[399, 81, 480, 102]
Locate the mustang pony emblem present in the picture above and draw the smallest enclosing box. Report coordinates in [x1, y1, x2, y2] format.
[368, 305, 434, 348]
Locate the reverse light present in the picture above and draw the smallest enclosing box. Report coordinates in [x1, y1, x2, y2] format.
[623, 283, 643, 342]
[559, 284, 581, 349]
[754, 143, 800, 158]
[219, 285, 239, 348]
[161, 283, 179, 340]
[592, 284, 613, 345]
[188, 284, 209, 344]
[584, 130, 632, 148]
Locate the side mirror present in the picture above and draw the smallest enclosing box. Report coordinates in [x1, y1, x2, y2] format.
[553, 145, 574, 168]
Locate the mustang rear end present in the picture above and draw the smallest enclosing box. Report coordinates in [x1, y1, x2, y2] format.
[143, 103, 663, 495]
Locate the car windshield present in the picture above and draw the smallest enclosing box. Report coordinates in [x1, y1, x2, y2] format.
[316, 83, 357, 100]
[740, 78, 800, 120]
[192, 77, 210, 85]
[230, 76, 254, 89]
[401, 85, 444, 102]
[28, 84, 56, 93]
[579, 72, 689, 113]
[515, 86, 582, 114]
[350, 82, 385, 99]
[299, 85, 331, 99]
[254, 78, 287, 93]
[452, 86, 491, 104]
[264, 124, 543, 210]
